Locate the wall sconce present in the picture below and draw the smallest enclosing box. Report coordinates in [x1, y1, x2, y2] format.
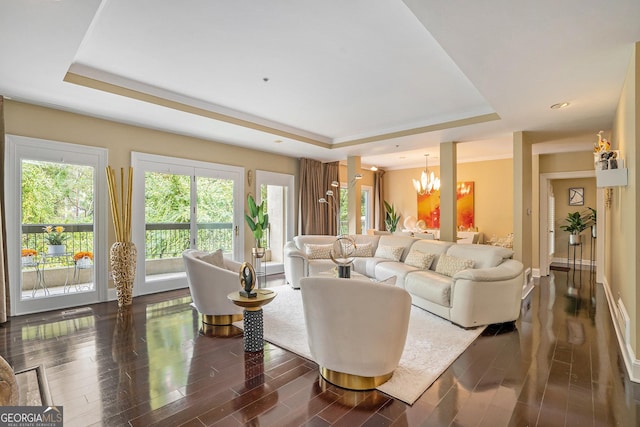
[605, 188, 613, 208]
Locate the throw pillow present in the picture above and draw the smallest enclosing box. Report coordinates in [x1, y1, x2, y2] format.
[404, 249, 436, 270]
[305, 243, 333, 259]
[198, 249, 225, 268]
[435, 254, 475, 277]
[374, 245, 404, 261]
[352, 242, 373, 257]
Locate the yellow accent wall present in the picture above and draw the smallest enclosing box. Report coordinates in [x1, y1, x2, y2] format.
[384, 158, 514, 241]
[611, 42, 639, 356]
[551, 177, 597, 264]
[4, 100, 299, 264]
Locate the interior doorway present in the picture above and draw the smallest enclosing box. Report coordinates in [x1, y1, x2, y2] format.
[539, 170, 602, 282]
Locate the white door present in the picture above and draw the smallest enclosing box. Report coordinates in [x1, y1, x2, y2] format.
[132, 153, 244, 295]
[5, 135, 108, 315]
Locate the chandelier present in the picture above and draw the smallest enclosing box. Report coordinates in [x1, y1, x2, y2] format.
[413, 154, 440, 195]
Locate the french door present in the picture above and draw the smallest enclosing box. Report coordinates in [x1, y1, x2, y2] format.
[5, 135, 108, 315]
[131, 153, 244, 295]
[255, 170, 295, 274]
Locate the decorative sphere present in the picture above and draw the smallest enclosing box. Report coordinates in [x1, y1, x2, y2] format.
[330, 235, 356, 266]
[403, 215, 417, 230]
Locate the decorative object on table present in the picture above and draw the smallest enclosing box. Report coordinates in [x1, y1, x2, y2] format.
[560, 211, 589, 245]
[329, 235, 356, 278]
[73, 251, 93, 268]
[43, 225, 68, 255]
[568, 187, 584, 206]
[106, 166, 136, 307]
[21, 248, 37, 266]
[384, 201, 400, 233]
[239, 262, 257, 298]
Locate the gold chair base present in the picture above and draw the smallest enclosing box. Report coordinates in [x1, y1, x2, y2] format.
[320, 367, 393, 390]
[200, 324, 244, 338]
[202, 313, 243, 326]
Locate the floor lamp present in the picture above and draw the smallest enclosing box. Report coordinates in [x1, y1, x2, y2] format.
[319, 181, 340, 235]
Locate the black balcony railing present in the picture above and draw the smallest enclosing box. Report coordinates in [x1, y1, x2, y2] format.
[21, 222, 233, 267]
[145, 222, 233, 258]
[22, 224, 94, 258]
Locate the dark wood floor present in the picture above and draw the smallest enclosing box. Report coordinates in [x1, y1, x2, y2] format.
[1, 269, 639, 426]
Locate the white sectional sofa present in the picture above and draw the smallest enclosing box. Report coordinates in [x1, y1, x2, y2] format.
[283, 234, 524, 328]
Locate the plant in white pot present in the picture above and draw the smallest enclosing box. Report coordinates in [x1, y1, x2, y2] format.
[43, 225, 68, 255]
[560, 211, 588, 245]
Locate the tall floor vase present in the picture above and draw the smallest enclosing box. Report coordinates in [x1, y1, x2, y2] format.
[111, 242, 137, 307]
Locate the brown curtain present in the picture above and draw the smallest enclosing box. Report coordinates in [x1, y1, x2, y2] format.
[298, 159, 340, 235]
[0, 96, 8, 322]
[299, 158, 324, 235]
[374, 169, 386, 230]
[322, 162, 339, 235]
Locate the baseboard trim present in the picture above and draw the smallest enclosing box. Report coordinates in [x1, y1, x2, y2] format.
[602, 277, 640, 383]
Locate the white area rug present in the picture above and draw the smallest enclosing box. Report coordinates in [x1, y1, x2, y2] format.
[235, 285, 484, 405]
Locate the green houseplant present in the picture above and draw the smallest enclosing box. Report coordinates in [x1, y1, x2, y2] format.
[245, 194, 269, 256]
[384, 201, 400, 233]
[43, 225, 69, 255]
[560, 211, 588, 245]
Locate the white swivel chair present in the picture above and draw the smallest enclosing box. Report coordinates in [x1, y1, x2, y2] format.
[299, 276, 411, 390]
[182, 249, 244, 325]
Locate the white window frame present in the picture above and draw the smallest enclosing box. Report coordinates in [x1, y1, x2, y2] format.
[5, 135, 108, 315]
[131, 152, 244, 295]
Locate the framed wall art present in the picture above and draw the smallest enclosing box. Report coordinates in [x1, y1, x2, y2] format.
[568, 187, 584, 206]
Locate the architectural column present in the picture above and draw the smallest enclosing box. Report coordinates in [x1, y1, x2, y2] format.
[347, 156, 362, 235]
[439, 142, 457, 243]
[513, 131, 533, 271]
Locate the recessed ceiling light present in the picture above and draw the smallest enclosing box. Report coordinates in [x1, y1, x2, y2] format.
[370, 166, 378, 171]
[550, 102, 570, 109]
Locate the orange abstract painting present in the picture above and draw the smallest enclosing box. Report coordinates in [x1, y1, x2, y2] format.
[417, 182, 474, 229]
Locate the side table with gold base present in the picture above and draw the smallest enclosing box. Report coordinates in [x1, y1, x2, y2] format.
[227, 290, 277, 352]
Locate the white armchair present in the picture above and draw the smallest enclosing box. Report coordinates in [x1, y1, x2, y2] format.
[182, 249, 244, 325]
[299, 277, 411, 390]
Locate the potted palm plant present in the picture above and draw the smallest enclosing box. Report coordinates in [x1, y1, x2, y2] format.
[384, 201, 400, 233]
[245, 194, 269, 258]
[560, 211, 588, 245]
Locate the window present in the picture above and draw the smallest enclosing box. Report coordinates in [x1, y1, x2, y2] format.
[132, 153, 244, 294]
[338, 185, 372, 234]
[5, 135, 108, 315]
